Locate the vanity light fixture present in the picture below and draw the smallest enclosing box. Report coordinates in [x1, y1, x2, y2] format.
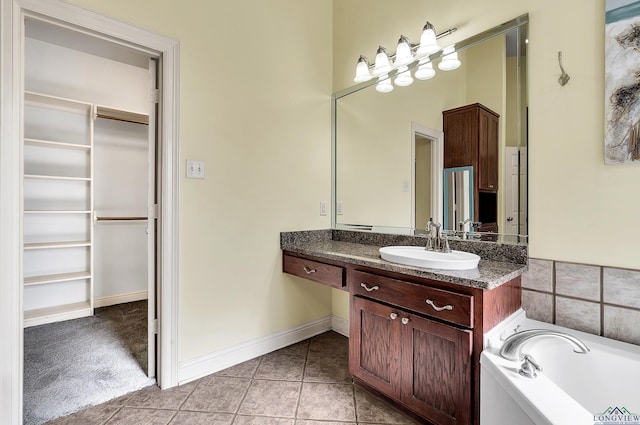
[414, 59, 436, 80]
[354, 56, 373, 83]
[394, 66, 414, 87]
[373, 46, 392, 76]
[353, 20, 458, 92]
[394, 36, 414, 66]
[438, 46, 461, 71]
[375, 74, 394, 93]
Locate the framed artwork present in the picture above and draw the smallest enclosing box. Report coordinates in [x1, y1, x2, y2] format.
[605, 0, 640, 164]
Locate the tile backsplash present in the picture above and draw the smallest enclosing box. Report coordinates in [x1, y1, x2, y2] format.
[521, 259, 640, 345]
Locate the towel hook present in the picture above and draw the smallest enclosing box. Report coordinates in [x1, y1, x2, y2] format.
[558, 51, 570, 86]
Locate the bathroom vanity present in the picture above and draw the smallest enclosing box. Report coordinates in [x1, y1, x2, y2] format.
[281, 229, 526, 425]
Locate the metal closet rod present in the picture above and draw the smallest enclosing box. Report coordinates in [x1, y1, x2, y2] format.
[95, 216, 148, 221]
[95, 113, 149, 126]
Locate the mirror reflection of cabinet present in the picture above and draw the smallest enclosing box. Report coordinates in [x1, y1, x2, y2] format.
[443, 103, 499, 234]
[443, 167, 473, 232]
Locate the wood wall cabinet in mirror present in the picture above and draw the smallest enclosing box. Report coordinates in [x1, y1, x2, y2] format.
[332, 15, 528, 243]
[443, 103, 499, 235]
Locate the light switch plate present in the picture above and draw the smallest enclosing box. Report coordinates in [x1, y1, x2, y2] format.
[186, 160, 205, 179]
[320, 201, 328, 216]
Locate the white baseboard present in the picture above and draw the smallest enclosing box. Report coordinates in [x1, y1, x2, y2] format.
[178, 315, 348, 385]
[94, 291, 148, 308]
[331, 315, 349, 337]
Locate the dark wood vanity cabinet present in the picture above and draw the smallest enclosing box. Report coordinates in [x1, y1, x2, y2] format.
[351, 296, 472, 425]
[282, 249, 523, 425]
[348, 267, 521, 425]
[443, 103, 499, 232]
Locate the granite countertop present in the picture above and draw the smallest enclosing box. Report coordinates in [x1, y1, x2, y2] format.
[280, 229, 528, 290]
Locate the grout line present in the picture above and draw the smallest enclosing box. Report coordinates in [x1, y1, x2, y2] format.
[552, 260, 557, 324]
[292, 340, 311, 419]
[600, 266, 605, 337]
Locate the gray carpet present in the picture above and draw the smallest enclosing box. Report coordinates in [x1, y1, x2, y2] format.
[23, 301, 156, 425]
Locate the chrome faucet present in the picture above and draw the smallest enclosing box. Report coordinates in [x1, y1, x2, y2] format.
[499, 329, 590, 362]
[425, 218, 450, 252]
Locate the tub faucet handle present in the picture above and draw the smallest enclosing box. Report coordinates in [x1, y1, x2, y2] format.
[519, 354, 542, 379]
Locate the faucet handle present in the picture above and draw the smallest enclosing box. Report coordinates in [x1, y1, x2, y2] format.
[519, 354, 542, 378]
[442, 234, 451, 253]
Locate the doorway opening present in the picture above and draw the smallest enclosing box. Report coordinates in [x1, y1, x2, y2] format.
[20, 15, 160, 425]
[411, 123, 443, 231]
[1, 1, 179, 423]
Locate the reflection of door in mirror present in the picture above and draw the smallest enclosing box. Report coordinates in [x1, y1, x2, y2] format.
[411, 123, 443, 230]
[415, 136, 431, 228]
[505, 147, 528, 235]
[443, 167, 474, 232]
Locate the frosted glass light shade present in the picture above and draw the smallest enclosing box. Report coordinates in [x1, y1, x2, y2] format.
[438, 46, 461, 71]
[375, 75, 393, 93]
[394, 36, 414, 66]
[415, 59, 435, 80]
[373, 47, 392, 76]
[354, 56, 372, 83]
[394, 66, 414, 87]
[416, 22, 440, 57]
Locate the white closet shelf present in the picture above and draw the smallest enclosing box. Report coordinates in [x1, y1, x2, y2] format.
[24, 301, 92, 328]
[96, 105, 149, 125]
[24, 271, 91, 286]
[24, 241, 91, 250]
[24, 174, 91, 182]
[24, 210, 92, 214]
[25, 90, 92, 114]
[24, 138, 91, 150]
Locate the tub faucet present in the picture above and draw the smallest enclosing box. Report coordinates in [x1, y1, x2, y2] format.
[499, 329, 590, 361]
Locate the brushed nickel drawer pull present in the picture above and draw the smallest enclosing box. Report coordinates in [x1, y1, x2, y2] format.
[426, 299, 454, 312]
[401, 317, 410, 325]
[390, 313, 398, 320]
[303, 266, 316, 274]
[360, 282, 379, 292]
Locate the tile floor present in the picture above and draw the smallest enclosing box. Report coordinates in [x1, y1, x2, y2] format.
[45, 331, 419, 425]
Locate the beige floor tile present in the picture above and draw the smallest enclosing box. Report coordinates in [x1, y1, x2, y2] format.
[272, 340, 309, 357]
[125, 382, 198, 410]
[354, 386, 416, 424]
[169, 411, 234, 425]
[234, 415, 295, 425]
[215, 358, 261, 378]
[104, 407, 175, 425]
[181, 376, 251, 413]
[297, 383, 355, 421]
[308, 332, 348, 358]
[238, 380, 301, 418]
[303, 356, 351, 384]
[255, 353, 306, 381]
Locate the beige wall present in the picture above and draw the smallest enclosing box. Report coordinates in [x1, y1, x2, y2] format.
[64, 0, 640, 356]
[333, 0, 640, 271]
[68, 0, 334, 363]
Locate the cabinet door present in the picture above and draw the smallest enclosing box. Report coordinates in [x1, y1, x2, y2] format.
[400, 313, 472, 425]
[350, 296, 402, 399]
[443, 108, 477, 169]
[478, 110, 499, 191]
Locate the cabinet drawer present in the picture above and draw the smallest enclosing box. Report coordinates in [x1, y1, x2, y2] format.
[283, 254, 345, 289]
[349, 270, 473, 328]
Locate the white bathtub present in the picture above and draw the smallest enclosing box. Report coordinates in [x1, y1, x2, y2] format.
[481, 310, 640, 425]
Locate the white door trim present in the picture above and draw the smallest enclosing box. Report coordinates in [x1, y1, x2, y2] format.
[410, 122, 444, 229]
[0, 1, 180, 423]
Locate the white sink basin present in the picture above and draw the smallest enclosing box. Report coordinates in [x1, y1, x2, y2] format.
[379, 246, 480, 270]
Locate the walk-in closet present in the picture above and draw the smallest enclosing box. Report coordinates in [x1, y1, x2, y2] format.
[22, 17, 158, 425]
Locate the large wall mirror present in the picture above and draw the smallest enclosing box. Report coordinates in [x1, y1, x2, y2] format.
[332, 15, 528, 244]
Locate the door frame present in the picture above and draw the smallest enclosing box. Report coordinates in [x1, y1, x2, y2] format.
[0, 1, 180, 423]
[410, 122, 443, 229]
